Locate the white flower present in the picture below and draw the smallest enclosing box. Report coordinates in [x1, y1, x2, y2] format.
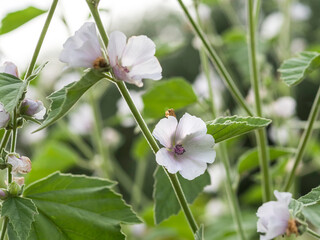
[68, 104, 94, 135]
[152, 113, 216, 180]
[0, 61, 19, 78]
[108, 31, 162, 87]
[291, 3, 311, 21]
[59, 22, 105, 68]
[21, 123, 47, 145]
[20, 98, 46, 120]
[261, 12, 284, 40]
[7, 154, 32, 174]
[257, 190, 292, 240]
[204, 163, 225, 193]
[0, 103, 10, 129]
[272, 96, 296, 118]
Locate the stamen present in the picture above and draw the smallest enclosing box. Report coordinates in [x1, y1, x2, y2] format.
[165, 108, 176, 118]
[174, 144, 185, 155]
[286, 219, 299, 237]
[93, 57, 108, 69]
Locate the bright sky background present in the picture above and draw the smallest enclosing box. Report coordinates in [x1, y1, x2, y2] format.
[0, 0, 190, 69]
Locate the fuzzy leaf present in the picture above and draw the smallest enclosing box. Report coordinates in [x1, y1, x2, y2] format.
[0, 7, 46, 35]
[142, 78, 197, 118]
[153, 167, 210, 224]
[278, 51, 320, 86]
[0, 73, 27, 113]
[238, 147, 295, 174]
[19, 172, 140, 240]
[36, 70, 105, 131]
[2, 197, 38, 240]
[206, 116, 271, 143]
[298, 185, 320, 206]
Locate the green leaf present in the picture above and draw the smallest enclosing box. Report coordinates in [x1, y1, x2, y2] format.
[2, 197, 38, 240]
[206, 116, 271, 143]
[0, 73, 27, 113]
[26, 62, 48, 82]
[289, 199, 304, 216]
[298, 185, 320, 206]
[25, 141, 79, 184]
[238, 147, 295, 174]
[22, 172, 140, 240]
[36, 70, 105, 131]
[302, 204, 320, 228]
[153, 166, 210, 224]
[0, 7, 47, 35]
[195, 225, 205, 240]
[278, 51, 320, 86]
[142, 78, 197, 118]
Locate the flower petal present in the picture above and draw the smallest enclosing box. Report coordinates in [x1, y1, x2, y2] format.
[108, 31, 127, 67]
[274, 190, 292, 205]
[121, 35, 156, 67]
[152, 116, 177, 148]
[156, 148, 181, 174]
[1, 62, 19, 77]
[175, 113, 207, 143]
[128, 57, 162, 81]
[177, 154, 208, 180]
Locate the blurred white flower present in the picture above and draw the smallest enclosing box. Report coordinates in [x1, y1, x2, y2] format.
[246, 87, 267, 105]
[20, 98, 46, 120]
[271, 96, 296, 118]
[130, 223, 147, 237]
[117, 91, 143, 127]
[20, 123, 47, 145]
[7, 154, 32, 174]
[291, 38, 306, 54]
[261, 12, 284, 40]
[102, 127, 121, 147]
[108, 31, 162, 87]
[291, 3, 311, 21]
[153, 113, 216, 180]
[193, 71, 224, 110]
[0, 61, 19, 78]
[204, 199, 226, 221]
[54, 72, 81, 91]
[204, 163, 225, 193]
[59, 22, 105, 68]
[0, 103, 10, 129]
[68, 104, 94, 135]
[269, 125, 289, 146]
[257, 190, 292, 240]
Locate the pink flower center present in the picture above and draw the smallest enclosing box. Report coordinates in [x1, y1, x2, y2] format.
[174, 144, 185, 155]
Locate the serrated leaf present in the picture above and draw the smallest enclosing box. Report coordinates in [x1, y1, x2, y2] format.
[195, 225, 205, 240]
[153, 167, 210, 224]
[278, 51, 320, 86]
[0, 7, 47, 35]
[142, 78, 197, 118]
[206, 116, 271, 143]
[0, 73, 27, 113]
[2, 197, 38, 240]
[22, 172, 139, 240]
[238, 147, 295, 174]
[36, 70, 105, 131]
[298, 185, 320, 206]
[289, 199, 304, 217]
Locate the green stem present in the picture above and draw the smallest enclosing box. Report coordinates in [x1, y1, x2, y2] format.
[219, 143, 247, 240]
[0, 218, 8, 240]
[307, 227, 320, 239]
[25, 0, 59, 78]
[132, 158, 148, 209]
[176, 0, 253, 116]
[0, 130, 11, 151]
[284, 87, 320, 191]
[253, 0, 261, 24]
[116, 81, 198, 233]
[247, 0, 271, 201]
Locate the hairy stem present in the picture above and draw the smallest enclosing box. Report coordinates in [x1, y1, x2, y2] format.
[307, 227, 320, 239]
[0, 130, 11, 151]
[0, 218, 8, 240]
[284, 87, 320, 191]
[247, 0, 271, 201]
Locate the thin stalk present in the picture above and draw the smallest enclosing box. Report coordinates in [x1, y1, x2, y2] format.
[0, 130, 11, 150]
[307, 227, 320, 239]
[284, 87, 320, 191]
[25, 0, 59, 78]
[0, 218, 8, 240]
[116, 81, 198, 233]
[254, 0, 261, 24]
[8, 109, 18, 184]
[176, 0, 253, 116]
[247, 0, 271, 201]
[132, 158, 148, 209]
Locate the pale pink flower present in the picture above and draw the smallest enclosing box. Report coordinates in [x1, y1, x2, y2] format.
[107, 31, 162, 87]
[0, 61, 19, 78]
[152, 113, 215, 180]
[7, 154, 32, 174]
[20, 98, 46, 120]
[257, 190, 292, 240]
[59, 22, 104, 68]
[0, 103, 10, 129]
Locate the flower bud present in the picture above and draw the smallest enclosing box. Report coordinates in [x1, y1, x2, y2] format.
[1, 61, 19, 78]
[7, 154, 32, 174]
[0, 188, 9, 200]
[9, 181, 21, 196]
[20, 98, 46, 119]
[13, 177, 25, 186]
[0, 103, 10, 129]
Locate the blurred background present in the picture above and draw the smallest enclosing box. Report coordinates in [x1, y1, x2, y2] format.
[0, 0, 320, 239]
